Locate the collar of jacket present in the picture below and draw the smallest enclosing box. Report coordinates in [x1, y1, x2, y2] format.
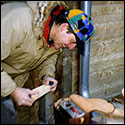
[26, 1, 69, 39]
[43, 5, 65, 48]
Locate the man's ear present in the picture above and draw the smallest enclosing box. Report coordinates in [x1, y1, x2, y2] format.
[60, 23, 69, 31]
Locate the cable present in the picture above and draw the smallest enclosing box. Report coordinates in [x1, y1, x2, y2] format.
[48, 115, 54, 124]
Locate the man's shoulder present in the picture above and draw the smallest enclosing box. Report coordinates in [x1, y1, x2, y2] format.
[1, 2, 30, 18]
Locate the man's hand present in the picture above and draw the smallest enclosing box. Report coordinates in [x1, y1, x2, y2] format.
[42, 75, 58, 92]
[11, 87, 39, 106]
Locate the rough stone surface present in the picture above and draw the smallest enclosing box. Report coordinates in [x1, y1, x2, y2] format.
[89, 1, 124, 98]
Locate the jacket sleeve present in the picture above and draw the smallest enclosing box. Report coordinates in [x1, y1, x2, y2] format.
[37, 49, 61, 81]
[1, 10, 18, 97]
[1, 68, 17, 97]
[1, 4, 31, 97]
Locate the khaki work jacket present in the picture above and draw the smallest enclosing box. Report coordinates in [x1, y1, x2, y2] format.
[1, 1, 69, 97]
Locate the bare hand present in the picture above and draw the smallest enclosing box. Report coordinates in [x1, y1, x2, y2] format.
[11, 87, 39, 106]
[42, 75, 58, 92]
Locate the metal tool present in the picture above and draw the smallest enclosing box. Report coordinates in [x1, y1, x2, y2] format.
[49, 81, 54, 86]
[59, 99, 85, 118]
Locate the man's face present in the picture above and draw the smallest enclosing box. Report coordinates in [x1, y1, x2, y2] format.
[53, 23, 77, 50]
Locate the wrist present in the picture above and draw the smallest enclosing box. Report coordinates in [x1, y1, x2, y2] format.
[41, 75, 52, 81]
[41, 75, 46, 81]
[10, 87, 19, 97]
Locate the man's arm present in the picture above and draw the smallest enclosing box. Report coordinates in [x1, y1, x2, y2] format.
[1, 4, 38, 106]
[1, 68, 17, 97]
[37, 49, 60, 92]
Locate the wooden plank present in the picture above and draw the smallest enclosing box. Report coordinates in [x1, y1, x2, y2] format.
[31, 85, 50, 100]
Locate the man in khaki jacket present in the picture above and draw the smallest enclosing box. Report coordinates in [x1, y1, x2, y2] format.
[1, 1, 95, 124]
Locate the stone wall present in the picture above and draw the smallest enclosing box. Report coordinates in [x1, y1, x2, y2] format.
[90, 1, 124, 98]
